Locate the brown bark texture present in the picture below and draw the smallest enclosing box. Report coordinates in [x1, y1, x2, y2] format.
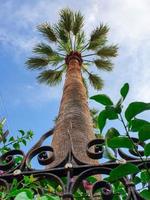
[51, 58, 98, 167]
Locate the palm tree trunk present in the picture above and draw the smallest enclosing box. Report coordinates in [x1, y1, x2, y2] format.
[51, 58, 98, 167]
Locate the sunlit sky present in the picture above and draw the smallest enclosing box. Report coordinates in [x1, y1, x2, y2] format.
[0, 0, 150, 149]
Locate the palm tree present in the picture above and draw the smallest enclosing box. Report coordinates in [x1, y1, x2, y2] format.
[26, 8, 118, 167]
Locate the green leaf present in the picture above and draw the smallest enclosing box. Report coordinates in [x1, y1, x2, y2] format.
[133, 176, 141, 185]
[87, 176, 97, 184]
[107, 136, 133, 149]
[90, 94, 113, 106]
[120, 83, 129, 100]
[125, 102, 150, 122]
[9, 136, 15, 142]
[14, 189, 33, 200]
[13, 143, 20, 150]
[98, 110, 107, 132]
[109, 163, 139, 182]
[139, 124, 150, 142]
[144, 143, 150, 157]
[129, 118, 149, 132]
[140, 170, 150, 183]
[140, 189, 150, 200]
[98, 107, 118, 133]
[19, 130, 25, 136]
[22, 139, 27, 146]
[105, 106, 118, 120]
[105, 128, 120, 141]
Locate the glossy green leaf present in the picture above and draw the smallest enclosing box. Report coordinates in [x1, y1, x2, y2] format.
[140, 189, 150, 200]
[120, 83, 129, 100]
[107, 136, 133, 149]
[140, 170, 150, 183]
[125, 102, 150, 122]
[109, 163, 139, 182]
[129, 118, 149, 132]
[105, 128, 120, 141]
[13, 143, 20, 150]
[144, 143, 150, 157]
[98, 107, 118, 133]
[105, 106, 118, 120]
[139, 124, 150, 142]
[98, 110, 107, 132]
[90, 94, 113, 106]
[19, 130, 25, 136]
[133, 176, 141, 185]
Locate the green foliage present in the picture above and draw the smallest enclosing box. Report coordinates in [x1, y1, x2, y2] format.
[129, 118, 150, 132]
[107, 136, 134, 149]
[88, 73, 103, 90]
[38, 69, 64, 86]
[120, 83, 129, 100]
[26, 8, 118, 92]
[91, 82, 150, 199]
[108, 163, 139, 182]
[125, 102, 150, 122]
[139, 124, 150, 142]
[90, 94, 113, 106]
[144, 143, 150, 157]
[140, 190, 150, 200]
[0, 119, 33, 155]
[94, 59, 113, 71]
[37, 23, 57, 43]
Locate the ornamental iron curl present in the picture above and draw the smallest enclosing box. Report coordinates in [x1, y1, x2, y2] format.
[0, 130, 148, 199]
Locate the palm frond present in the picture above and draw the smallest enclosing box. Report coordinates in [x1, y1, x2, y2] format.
[88, 24, 109, 50]
[54, 24, 69, 44]
[97, 45, 118, 58]
[88, 37, 107, 50]
[90, 24, 109, 42]
[50, 54, 64, 66]
[26, 57, 49, 70]
[59, 8, 73, 33]
[37, 69, 64, 86]
[76, 31, 85, 51]
[88, 73, 103, 90]
[94, 59, 113, 71]
[33, 43, 54, 56]
[73, 11, 84, 35]
[37, 23, 57, 42]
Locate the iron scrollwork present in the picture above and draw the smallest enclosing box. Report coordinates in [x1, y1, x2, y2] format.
[0, 131, 149, 199]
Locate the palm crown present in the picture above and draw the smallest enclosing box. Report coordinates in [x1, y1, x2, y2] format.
[26, 8, 118, 90]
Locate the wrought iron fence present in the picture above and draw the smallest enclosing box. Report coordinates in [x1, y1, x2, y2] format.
[0, 129, 148, 200]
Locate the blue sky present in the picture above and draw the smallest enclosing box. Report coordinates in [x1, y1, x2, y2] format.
[0, 0, 150, 150]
